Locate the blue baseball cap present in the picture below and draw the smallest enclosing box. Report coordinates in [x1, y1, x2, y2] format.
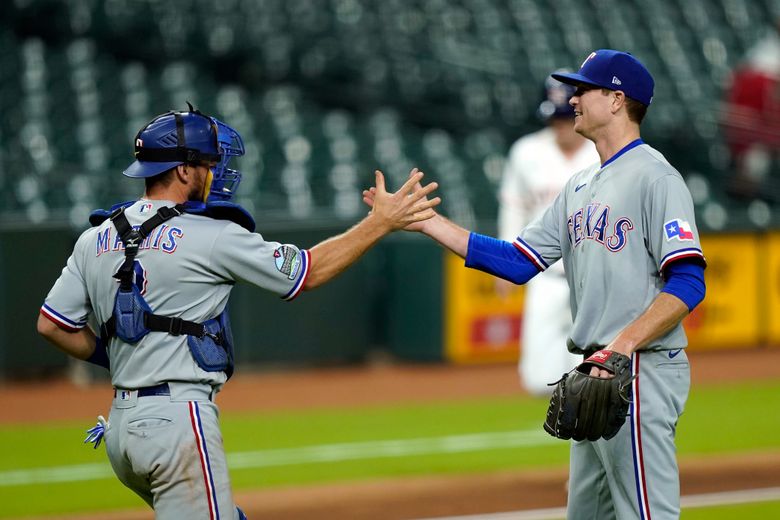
[537, 71, 577, 121]
[551, 49, 654, 106]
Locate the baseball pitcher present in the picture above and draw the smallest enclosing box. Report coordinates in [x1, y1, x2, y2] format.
[366, 50, 706, 520]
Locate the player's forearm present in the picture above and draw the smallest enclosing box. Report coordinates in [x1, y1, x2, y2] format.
[304, 214, 390, 289]
[607, 292, 689, 356]
[419, 214, 470, 258]
[36, 314, 96, 360]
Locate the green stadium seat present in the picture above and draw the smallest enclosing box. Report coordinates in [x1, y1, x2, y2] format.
[3, 0, 780, 230]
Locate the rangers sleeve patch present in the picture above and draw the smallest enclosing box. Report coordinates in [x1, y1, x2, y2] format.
[274, 245, 301, 280]
[664, 219, 694, 242]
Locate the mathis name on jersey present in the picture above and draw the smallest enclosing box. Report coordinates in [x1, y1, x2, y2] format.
[95, 225, 183, 257]
[567, 203, 633, 253]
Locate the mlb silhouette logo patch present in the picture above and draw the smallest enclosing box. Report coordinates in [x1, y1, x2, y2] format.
[139, 203, 153, 214]
[664, 219, 694, 241]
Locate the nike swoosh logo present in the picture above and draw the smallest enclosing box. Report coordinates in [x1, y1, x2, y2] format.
[575, 183, 587, 192]
[668, 349, 683, 358]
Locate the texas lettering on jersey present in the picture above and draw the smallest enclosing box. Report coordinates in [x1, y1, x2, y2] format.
[95, 225, 184, 257]
[566, 203, 634, 253]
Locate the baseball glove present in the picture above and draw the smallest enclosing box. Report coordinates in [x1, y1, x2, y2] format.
[543, 350, 634, 442]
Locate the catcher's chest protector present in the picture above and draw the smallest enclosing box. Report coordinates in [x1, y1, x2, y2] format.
[98, 205, 235, 378]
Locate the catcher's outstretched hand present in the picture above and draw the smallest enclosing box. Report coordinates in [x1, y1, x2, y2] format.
[363, 168, 440, 232]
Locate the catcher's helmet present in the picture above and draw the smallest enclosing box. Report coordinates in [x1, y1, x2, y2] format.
[124, 104, 245, 201]
[537, 71, 577, 121]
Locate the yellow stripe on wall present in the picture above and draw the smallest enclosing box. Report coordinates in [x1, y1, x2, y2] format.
[444, 252, 525, 364]
[444, 233, 772, 364]
[764, 233, 780, 348]
[684, 234, 761, 350]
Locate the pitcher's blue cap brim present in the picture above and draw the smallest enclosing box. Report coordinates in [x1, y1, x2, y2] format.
[550, 71, 600, 88]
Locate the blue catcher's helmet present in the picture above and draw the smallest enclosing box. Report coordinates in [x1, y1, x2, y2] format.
[537, 71, 577, 122]
[124, 104, 245, 202]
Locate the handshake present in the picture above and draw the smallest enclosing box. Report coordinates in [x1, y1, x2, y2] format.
[361, 167, 441, 233]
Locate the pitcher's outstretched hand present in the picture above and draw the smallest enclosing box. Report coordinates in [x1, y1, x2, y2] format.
[363, 168, 440, 232]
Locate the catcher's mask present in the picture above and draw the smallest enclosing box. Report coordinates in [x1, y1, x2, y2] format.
[123, 103, 245, 202]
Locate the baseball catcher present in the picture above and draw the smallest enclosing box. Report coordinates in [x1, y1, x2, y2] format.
[543, 350, 634, 442]
[38, 103, 440, 519]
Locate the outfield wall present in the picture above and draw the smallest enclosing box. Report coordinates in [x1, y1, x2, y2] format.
[0, 226, 775, 378]
[444, 233, 779, 363]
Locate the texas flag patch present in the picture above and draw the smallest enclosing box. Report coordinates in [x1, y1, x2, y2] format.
[664, 219, 694, 241]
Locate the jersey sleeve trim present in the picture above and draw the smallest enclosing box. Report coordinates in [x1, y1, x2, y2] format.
[40, 304, 86, 332]
[512, 238, 549, 271]
[282, 249, 311, 301]
[659, 248, 706, 272]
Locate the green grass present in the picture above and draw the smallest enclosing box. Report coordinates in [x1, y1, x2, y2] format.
[677, 380, 780, 455]
[222, 396, 569, 488]
[682, 500, 780, 519]
[0, 380, 778, 517]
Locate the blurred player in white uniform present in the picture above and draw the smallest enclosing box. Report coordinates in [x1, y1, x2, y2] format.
[498, 74, 599, 395]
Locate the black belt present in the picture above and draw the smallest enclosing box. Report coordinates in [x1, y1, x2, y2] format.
[114, 383, 170, 398]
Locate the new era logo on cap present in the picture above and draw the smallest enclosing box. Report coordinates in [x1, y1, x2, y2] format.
[552, 49, 655, 106]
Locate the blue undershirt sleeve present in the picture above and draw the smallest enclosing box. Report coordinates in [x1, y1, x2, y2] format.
[661, 259, 706, 312]
[464, 232, 542, 285]
[85, 336, 110, 370]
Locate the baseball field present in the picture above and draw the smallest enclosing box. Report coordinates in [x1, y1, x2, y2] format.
[1, 348, 779, 519]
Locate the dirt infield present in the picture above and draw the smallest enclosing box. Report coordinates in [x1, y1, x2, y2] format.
[5, 348, 780, 424]
[6, 348, 780, 519]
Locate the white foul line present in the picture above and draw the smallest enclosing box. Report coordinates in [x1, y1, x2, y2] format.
[0, 429, 557, 487]
[415, 487, 780, 520]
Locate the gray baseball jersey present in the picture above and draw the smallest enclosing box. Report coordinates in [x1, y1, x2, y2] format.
[514, 142, 705, 353]
[511, 141, 704, 519]
[42, 198, 309, 519]
[42, 199, 310, 389]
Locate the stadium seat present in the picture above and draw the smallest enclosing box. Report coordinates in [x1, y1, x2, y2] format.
[3, 0, 780, 230]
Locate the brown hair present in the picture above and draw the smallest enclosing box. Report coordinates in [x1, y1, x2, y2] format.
[624, 97, 648, 124]
[144, 167, 176, 192]
[599, 89, 647, 124]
